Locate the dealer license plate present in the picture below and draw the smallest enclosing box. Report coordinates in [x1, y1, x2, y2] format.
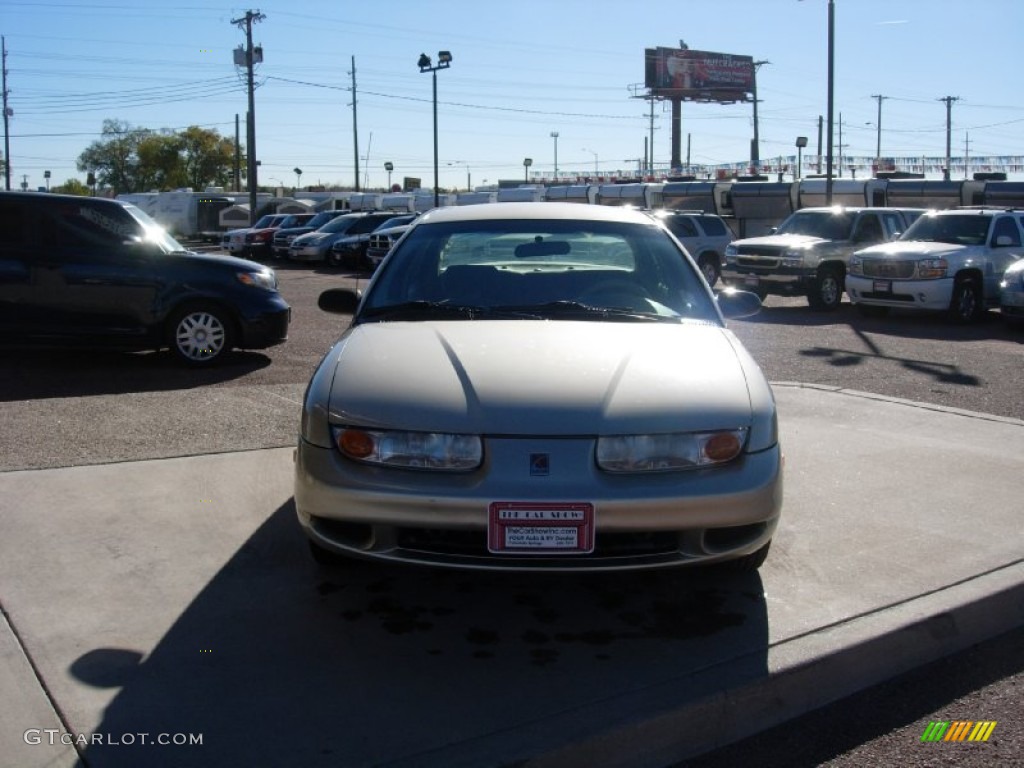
[488, 502, 595, 554]
[744, 275, 760, 288]
[873, 280, 892, 293]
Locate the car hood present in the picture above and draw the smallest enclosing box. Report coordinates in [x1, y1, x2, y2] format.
[735, 233, 831, 249]
[168, 250, 268, 272]
[324, 321, 754, 435]
[856, 241, 964, 259]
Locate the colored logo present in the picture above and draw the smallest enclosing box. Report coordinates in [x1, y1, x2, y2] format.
[529, 453, 550, 476]
[921, 721, 997, 742]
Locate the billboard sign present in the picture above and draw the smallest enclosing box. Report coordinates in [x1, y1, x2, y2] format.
[645, 47, 754, 103]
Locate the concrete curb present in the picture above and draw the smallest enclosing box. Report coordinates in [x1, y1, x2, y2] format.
[522, 561, 1024, 768]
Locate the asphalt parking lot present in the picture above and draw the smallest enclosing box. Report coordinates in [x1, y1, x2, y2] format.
[1, 261, 1022, 767]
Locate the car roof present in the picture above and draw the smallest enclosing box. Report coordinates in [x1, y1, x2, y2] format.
[417, 202, 658, 225]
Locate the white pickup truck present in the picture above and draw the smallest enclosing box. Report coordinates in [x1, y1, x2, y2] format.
[721, 206, 925, 310]
[847, 207, 1024, 323]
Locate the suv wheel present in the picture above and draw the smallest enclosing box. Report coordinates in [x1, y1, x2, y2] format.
[808, 267, 843, 311]
[948, 277, 983, 324]
[168, 304, 234, 365]
[698, 255, 721, 287]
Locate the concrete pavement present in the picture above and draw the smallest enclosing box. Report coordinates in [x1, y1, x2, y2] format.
[1, 383, 1022, 768]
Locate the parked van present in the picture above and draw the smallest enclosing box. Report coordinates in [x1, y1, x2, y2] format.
[0, 192, 290, 365]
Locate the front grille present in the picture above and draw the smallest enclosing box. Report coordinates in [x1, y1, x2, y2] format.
[368, 234, 392, 250]
[736, 245, 784, 257]
[861, 260, 916, 279]
[737, 256, 780, 269]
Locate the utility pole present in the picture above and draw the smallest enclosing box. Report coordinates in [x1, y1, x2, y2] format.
[870, 94, 887, 174]
[816, 115, 823, 174]
[232, 10, 265, 224]
[964, 131, 971, 180]
[939, 95, 959, 181]
[234, 114, 241, 191]
[751, 60, 770, 172]
[2, 36, 10, 191]
[350, 56, 360, 192]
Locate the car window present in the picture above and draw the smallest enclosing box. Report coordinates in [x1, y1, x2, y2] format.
[991, 216, 1021, 247]
[852, 215, 883, 242]
[320, 216, 361, 234]
[664, 216, 699, 238]
[364, 218, 717, 323]
[0, 201, 29, 247]
[697, 216, 728, 236]
[41, 200, 143, 251]
[776, 211, 854, 239]
[901, 214, 990, 245]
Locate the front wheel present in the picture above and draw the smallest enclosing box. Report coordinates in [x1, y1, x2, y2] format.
[698, 255, 721, 288]
[168, 304, 234, 365]
[807, 268, 843, 310]
[948, 278, 983, 324]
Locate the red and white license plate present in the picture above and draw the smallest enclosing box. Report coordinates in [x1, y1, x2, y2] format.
[488, 502, 595, 555]
[873, 280, 893, 293]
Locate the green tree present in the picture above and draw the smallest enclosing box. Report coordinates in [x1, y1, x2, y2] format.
[77, 119, 152, 194]
[77, 121, 238, 194]
[52, 178, 92, 195]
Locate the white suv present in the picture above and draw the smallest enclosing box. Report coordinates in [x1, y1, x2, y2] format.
[847, 208, 1024, 323]
[649, 210, 734, 287]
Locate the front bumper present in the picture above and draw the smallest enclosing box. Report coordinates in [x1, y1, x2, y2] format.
[289, 246, 328, 262]
[721, 263, 814, 295]
[235, 297, 291, 349]
[294, 435, 783, 572]
[846, 275, 953, 311]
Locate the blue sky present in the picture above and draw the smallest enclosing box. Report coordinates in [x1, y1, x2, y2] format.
[2, 0, 1022, 192]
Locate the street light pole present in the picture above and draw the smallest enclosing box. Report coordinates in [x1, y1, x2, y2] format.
[583, 148, 598, 176]
[550, 131, 559, 180]
[418, 51, 452, 208]
[523, 157, 533, 183]
[826, 0, 835, 204]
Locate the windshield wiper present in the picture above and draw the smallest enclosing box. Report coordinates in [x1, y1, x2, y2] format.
[493, 300, 663, 322]
[360, 300, 485, 320]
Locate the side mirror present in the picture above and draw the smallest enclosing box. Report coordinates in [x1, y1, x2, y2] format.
[318, 288, 361, 315]
[716, 287, 762, 319]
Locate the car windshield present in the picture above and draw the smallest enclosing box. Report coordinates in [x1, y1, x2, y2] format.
[123, 204, 187, 253]
[776, 210, 855, 239]
[899, 213, 991, 245]
[251, 214, 276, 228]
[319, 215, 361, 234]
[361, 218, 719, 324]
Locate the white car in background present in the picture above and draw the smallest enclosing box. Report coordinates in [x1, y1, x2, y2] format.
[847, 208, 1024, 322]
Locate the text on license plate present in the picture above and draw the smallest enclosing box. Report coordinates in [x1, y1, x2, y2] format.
[488, 502, 595, 554]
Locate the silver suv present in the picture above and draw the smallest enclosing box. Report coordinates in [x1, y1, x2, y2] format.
[649, 210, 735, 287]
[847, 207, 1024, 323]
[721, 206, 924, 310]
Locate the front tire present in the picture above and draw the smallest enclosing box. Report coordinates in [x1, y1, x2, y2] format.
[698, 255, 721, 287]
[948, 277, 983, 324]
[168, 304, 234, 366]
[808, 267, 843, 311]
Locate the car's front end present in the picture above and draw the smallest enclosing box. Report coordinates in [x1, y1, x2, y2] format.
[295, 322, 781, 572]
[722, 234, 829, 296]
[1000, 258, 1024, 322]
[289, 232, 336, 262]
[847, 242, 966, 312]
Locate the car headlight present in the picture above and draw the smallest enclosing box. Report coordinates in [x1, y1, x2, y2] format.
[596, 429, 747, 473]
[724, 244, 738, 263]
[917, 258, 948, 279]
[848, 255, 863, 276]
[332, 426, 482, 471]
[236, 269, 277, 291]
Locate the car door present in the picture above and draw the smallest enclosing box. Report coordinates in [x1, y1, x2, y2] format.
[0, 197, 38, 333]
[986, 215, 1024, 299]
[31, 199, 162, 340]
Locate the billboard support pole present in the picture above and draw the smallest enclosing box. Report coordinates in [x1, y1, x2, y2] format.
[671, 98, 682, 171]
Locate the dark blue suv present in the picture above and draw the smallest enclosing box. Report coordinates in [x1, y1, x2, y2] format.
[0, 192, 290, 365]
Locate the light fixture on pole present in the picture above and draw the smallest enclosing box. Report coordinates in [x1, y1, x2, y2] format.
[384, 161, 394, 190]
[795, 136, 808, 180]
[582, 147, 598, 176]
[523, 157, 533, 183]
[44, 170, 51, 191]
[550, 131, 559, 180]
[418, 50, 453, 208]
[293, 167, 302, 190]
